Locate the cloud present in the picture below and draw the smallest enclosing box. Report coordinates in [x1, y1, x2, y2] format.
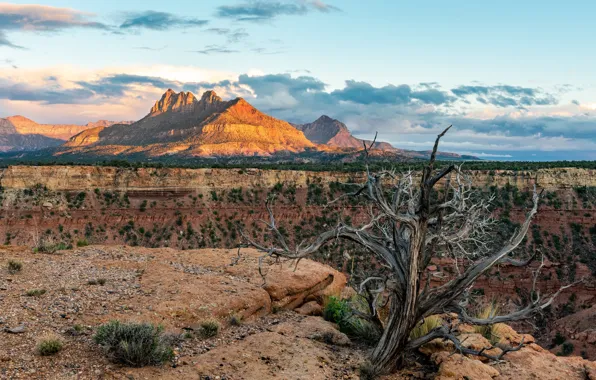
[330, 81, 454, 106]
[205, 27, 249, 43]
[0, 3, 109, 48]
[75, 74, 179, 98]
[451, 84, 557, 108]
[134, 45, 168, 51]
[119, 11, 208, 30]
[191, 45, 240, 54]
[0, 31, 23, 49]
[216, 0, 340, 22]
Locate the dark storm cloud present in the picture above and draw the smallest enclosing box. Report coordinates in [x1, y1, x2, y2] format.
[216, 1, 340, 22]
[119, 11, 208, 30]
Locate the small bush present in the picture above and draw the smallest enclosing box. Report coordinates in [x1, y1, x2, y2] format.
[557, 342, 574, 356]
[359, 361, 378, 380]
[410, 315, 444, 340]
[76, 239, 89, 247]
[26, 289, 46, 297]
[36, 335, 63, 356]
[552, 331, 566, 346]
[323, 296, 381, 345]
[199, 319, 220, 338]
[94, 320, 174, 367]
[229, 314, 242, 326]
[7, 260, 22, 274]
[88, 278, 106, 286]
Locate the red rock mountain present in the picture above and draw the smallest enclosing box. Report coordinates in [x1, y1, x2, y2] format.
[65, 90, 315, 157]
[0, 116, 129, 152]
[293, 115, 395, 150]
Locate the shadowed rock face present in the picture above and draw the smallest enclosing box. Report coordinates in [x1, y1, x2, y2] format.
[64, 89, 315, 156]
[293, 115, 395, 150]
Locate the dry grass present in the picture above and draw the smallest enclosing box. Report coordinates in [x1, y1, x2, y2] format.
[409, 315, 444, 340]
[473, 302, 504, 344]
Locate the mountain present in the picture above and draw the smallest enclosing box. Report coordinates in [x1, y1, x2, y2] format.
[0, 116, 130, 152]
[64, 89, 315, 157]
[293, 115, 395, 150]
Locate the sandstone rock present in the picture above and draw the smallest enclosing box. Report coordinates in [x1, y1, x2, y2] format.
[270, 316, 351, 346]
[295, 301, 323, 316]
[42, 202, 53, 208]
[432, 352, 499, 379]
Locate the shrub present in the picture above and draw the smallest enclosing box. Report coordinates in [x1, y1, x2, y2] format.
[552, 331, 566, 346]
[359, 361, 378, 380]
[94, 321, 174, 367]
[36, 335, 63, 356]
[557, 342, 574, 356]
[199, 319, 220, 338]
[7, 259, 22, 274]
[323, 296, 381, 345]
[410, 315, 443, 340]
[229, 314, 242, 326]
[26, 289, 46, 297]
[76, 239, 89, 247]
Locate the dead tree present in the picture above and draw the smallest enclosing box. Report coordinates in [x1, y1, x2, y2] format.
[242, 126, 578, 375]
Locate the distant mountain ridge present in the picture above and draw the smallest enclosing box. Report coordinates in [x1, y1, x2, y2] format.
[0, 116, 132, 152]
[64, 89, 315, 157]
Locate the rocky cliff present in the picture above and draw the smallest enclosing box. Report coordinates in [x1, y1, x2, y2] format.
[1, 165, 594, 191]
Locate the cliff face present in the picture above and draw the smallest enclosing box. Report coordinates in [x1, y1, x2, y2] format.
[1, 166, 594, 192]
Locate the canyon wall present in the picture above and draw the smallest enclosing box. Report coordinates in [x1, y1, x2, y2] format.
[1, 165, 595, 192]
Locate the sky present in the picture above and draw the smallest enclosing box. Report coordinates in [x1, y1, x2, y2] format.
[0, 0, 595, 160]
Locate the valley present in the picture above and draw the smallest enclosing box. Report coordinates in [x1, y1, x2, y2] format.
[1, 164, 595, 363]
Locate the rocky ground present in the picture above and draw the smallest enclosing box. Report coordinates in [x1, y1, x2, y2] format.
[1, 245, 595, 379]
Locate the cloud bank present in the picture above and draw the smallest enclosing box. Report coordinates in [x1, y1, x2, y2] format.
[0, 66, 594, 159]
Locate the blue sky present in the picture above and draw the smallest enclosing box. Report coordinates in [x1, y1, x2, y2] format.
[0, 0, 595, 160]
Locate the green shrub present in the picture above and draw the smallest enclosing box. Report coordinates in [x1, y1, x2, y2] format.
[7, 259, 22, 274]
[323, 296, 381, 345]
[94, 321, 174, 367]
[36, 335, 63, 356]
[552, 331, 566, 346]
[199, 319, 220, 338]
[76, 239, 89, 247]
[557, 342, 574, 356]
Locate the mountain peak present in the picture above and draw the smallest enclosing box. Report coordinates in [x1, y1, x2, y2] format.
[200, 90, 222, 104]
[316, 115, 335, 123]
[150, 90, 197, 115]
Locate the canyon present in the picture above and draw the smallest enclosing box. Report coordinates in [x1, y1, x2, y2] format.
[0, 164, 595, 377]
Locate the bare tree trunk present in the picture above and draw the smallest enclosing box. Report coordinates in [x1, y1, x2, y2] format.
[370, 294, 416, 373]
